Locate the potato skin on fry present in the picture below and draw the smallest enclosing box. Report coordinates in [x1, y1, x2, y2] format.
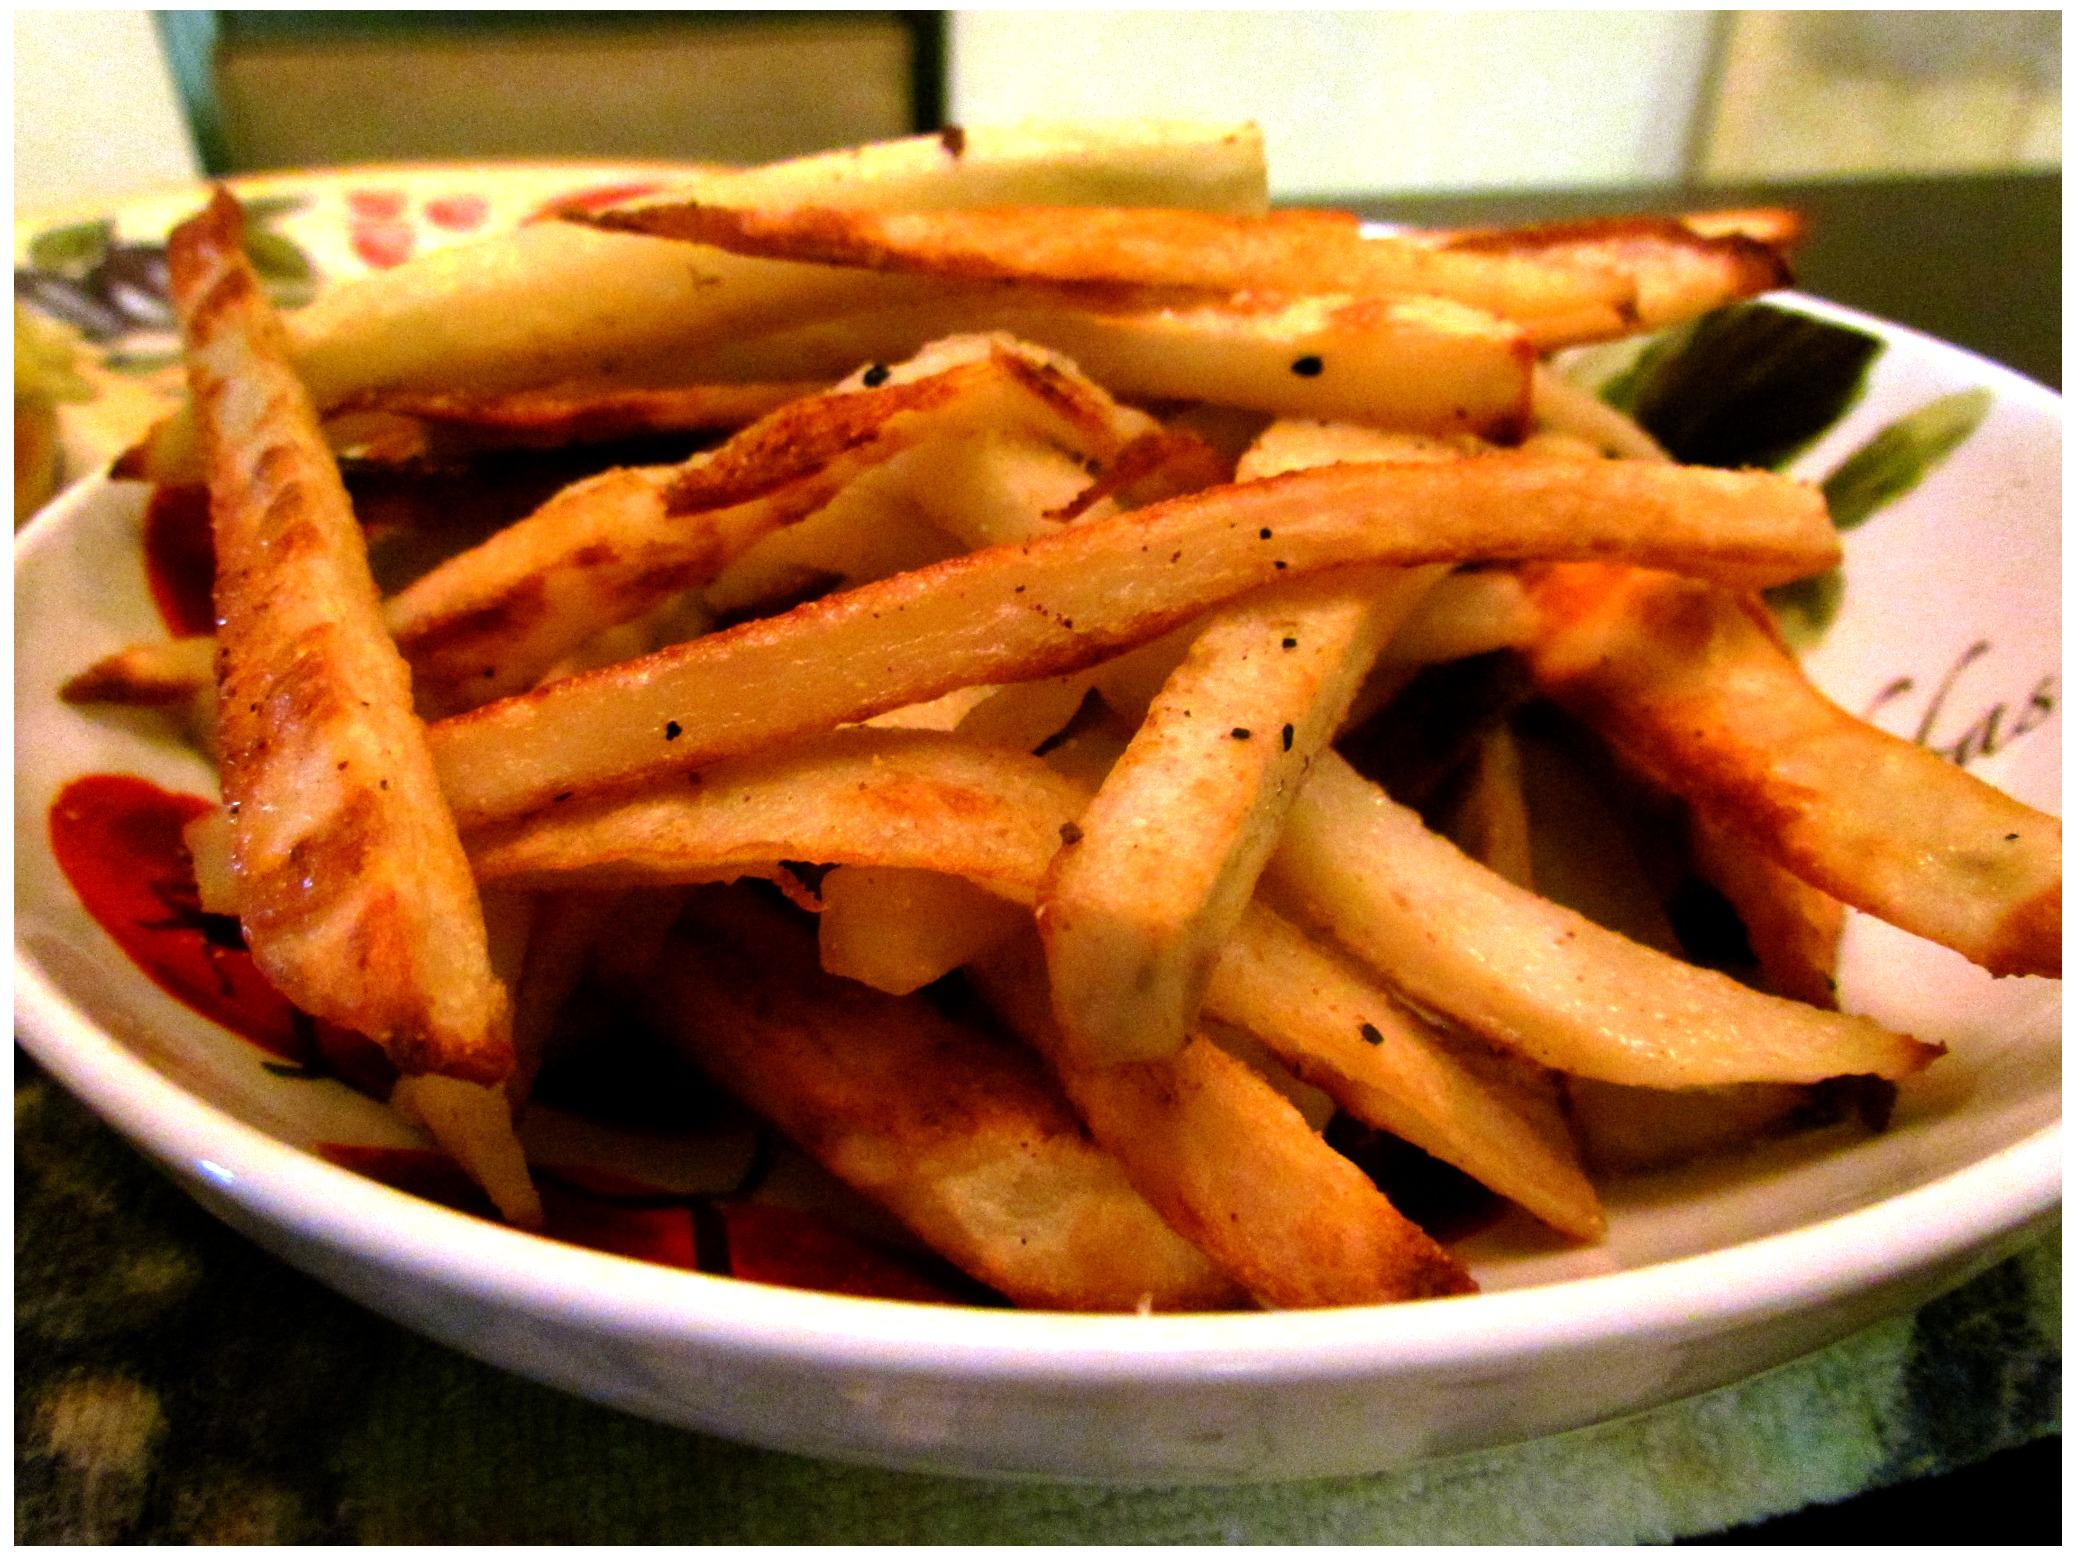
[169, 188, 513, 1083]
[647, 886, 1245, 1313]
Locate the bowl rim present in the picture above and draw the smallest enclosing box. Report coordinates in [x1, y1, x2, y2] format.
[14, 291, 2062, 1387]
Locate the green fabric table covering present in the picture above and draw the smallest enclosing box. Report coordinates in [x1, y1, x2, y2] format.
[16, 1054, 2059, 1545]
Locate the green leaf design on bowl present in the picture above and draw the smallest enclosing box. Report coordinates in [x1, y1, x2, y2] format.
[1821, 388, 1993, 532]
[1765, 388, 1996, 645]
[242, 228, 318, 310]
[27, 218, 115, 280]
[1604, 302, 1884, 471]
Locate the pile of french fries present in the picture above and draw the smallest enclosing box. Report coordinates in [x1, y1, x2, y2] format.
[69, 122, 2059, 1311]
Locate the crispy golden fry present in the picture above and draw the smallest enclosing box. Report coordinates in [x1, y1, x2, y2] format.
[465, 727, 1086, 896]
[818, 865, 1028, 994]
[1203, 903, 1602, 1240]
[334, 380, 827, 451]
[971, 930, 1475, 1307]
[168, 188, 515, 1087]
[587, 202, 1638, 347]
[654, 288, 1536, 436]
[1040, 563, 1445, 1064]
[1425, 214, 1791, 334]
[428, 455, 1838, 829]
[387, 337, 1148, 714]
[1686, 816, 1845, 1010]
[59, 635, 215, 706]
[1522, 563, 2061, 979]
[649, 885, 1246, 1312]
[1267, 751, 1944, 1087]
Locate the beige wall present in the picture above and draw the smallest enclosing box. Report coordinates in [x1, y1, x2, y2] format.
[15, 10, 199, 213]
[948, 11, 1722, 197]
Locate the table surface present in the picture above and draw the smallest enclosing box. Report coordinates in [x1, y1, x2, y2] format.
[14, 171, 2061, 1545]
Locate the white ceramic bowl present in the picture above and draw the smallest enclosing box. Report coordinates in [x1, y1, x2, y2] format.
[15, 295, 2060, 1483]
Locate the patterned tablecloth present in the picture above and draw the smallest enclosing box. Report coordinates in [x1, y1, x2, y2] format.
[15, 167, 2061, 1543]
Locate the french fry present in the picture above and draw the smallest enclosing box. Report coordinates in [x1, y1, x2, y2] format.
[818, 865, 1028, 994]
[587, 202, 1639, 347]
[970, 930, 1475, 1307]
[168, 188, 537, 1224]
[1686, 816, 1845, 1010]
[387, 336, 1151, 714]
[334, 379, 828, 451]
[1445, 724, 1537, 890]
[649, 885, 1247, 1313]
[1266, 751, 1944, 1087]
[283, 121, 1268, 408]
[427, 454, 1838, 829]
[1424, 214, 1791, 334]
[465, 727, 1086, 897]
[1202, 903, 1602, 1240]
[654, 288, 1537, 436]
[1039, 562, 1444, 1065]
[1522, 563, 2061, 979]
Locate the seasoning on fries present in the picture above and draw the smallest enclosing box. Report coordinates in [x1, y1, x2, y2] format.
[56, 120, 2057, 1310]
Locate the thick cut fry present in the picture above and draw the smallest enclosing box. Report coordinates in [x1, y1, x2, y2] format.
[1267, 751, 1943, 1087]
[168, 188, 515, 1086]
[1203, 903, 1602, 1241]
[428, 455, 1838, 829]
[588, 202, 1638, 346]
[1523, 563, 2061, 979]
[1430, 215, 1791, 334]
[648, 886, 1245, 1313]
[971, 932, 1474, 1308]
[465, 727, 1086, 896]
[659, 289, 1536, 436]
[1040, 563, 1444, 1065]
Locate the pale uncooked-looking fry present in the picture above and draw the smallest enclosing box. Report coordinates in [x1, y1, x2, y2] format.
[1202, 902, 1602, 1241]
[1266, 751, 1943, 1087]
[586, 202, 1639, 347]
[1522, 563, 2061, 979]
[648, 885, 1246, 1313]
[168, 189, 537, 1224]
[1040, 563, 1444, 1065]
[285, 122, 1269, 407]
[658, 289, 1536, 436]
[428, 454, 1838, 829]
[970, 931, 1475, 1308]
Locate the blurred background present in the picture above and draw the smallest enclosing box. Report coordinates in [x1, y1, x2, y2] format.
[14, 9, 2061, 211]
